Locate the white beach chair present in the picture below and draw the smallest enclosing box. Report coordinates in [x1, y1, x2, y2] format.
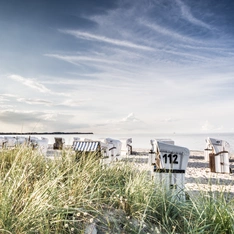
[29, 136, 39, 149]
[104, 138, 122, 162]
[15, 136, 27, 146]
[204, 137, 230, 173]
[3, 136, 17, 148]
[0, 137, 5, 148]
[119, 138, 132, 156]
[36, 137, 49, 156]
[150, 140, 190, 200]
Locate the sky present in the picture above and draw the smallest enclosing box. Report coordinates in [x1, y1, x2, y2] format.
[0, 0, 234, 134]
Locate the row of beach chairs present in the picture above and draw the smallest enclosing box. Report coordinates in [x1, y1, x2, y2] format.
[72, 137, 132, 163]
[0, 136, 49, 155]
[1, 135, 231, 174]
[0, 136, 133, 161]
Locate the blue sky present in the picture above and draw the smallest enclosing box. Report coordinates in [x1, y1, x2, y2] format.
[0, 0, 234, 134]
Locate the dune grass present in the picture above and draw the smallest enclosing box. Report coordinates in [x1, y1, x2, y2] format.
[0, 147, 233, 233]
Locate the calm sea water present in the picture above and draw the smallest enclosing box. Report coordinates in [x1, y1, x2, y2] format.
[24, 132, 234, 154]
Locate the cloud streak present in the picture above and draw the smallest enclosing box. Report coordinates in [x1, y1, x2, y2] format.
[8, 74, 70, 97]
[45, 54, 125, 66]
[175, 0, 213, 30]
[17, 98, 53, 106]
[9, 74, 50, 93]
[60, 30, 155, 51]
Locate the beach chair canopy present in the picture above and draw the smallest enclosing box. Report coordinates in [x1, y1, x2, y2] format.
[150, 139, 175, 152]
[154, 141, 190, 171]
[73, 141, 100, 152]
[55, 137, 65, 144]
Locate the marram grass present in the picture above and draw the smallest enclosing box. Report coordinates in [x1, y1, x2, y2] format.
[0, 146, 233, 233]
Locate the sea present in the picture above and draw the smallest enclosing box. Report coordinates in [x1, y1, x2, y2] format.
[11, 132, 234, 155]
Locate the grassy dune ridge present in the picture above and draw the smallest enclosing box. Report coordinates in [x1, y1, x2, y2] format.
[0, 147, 233, 233]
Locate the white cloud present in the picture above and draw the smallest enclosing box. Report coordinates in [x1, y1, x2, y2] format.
[175, 0, 212, 30]
[121, 113, 141, 122]
[40, 113, 58, 121]
[17, 98, 53, 106]
[45, 54, 124, 66]
[59, 99, 91, 107]
[0, 96, 9, 103]
[8, 74, 51, 93]
[201, 120, 223, 132]
[139, 19, 198, 44]
[1, 94, 17, 98]
[8, 74, 70, 97]
[0, 104, 13, 108]
[60, 30, 154, 51]
[162, 117, 178, 123]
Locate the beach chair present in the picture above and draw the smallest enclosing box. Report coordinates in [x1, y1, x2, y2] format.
[15, 136, 27, 146]
[204, 137, 230, 173]
[53, 137, 65, 150]
[119, 138, 132, 156]
[0, 137, 5, 148]
[72, 140, 103, 161]
[36, 137, 49, 156]
[104, 138, 122, 162]
[3, 136, 16, 148]
[28, 136, 39, 149]
[150, 140, 190, 200]
[29, 137, 49, 156]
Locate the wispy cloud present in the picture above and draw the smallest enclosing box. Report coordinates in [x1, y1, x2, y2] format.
[17, 98, 53, 106]
[120, 113, 142, 123]
[8, 74, 50, 93]
[161, 117, 179, 123]
[59, 99, 91, 107]
[139, 19, 202, 45]
[0, 104, 13, 108]
[8, 74, 70, 97]
[16, 97, 90, 108]
[60, 30, 155, 51]
[201, 120, 223, 132]
[0, 96, 9, 103]
[45, 54, 124, 66]
[175, 0, 212, 30]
